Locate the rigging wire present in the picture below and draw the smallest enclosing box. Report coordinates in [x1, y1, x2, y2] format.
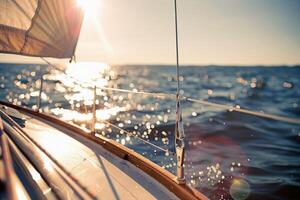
[174, 0, 180, 97]
[99, 120, 175, 155]
[40, 57, 300, 125]
[173, 0, 185, 183]
[41, 57, 175, 155]
[184, 97, 300, 125]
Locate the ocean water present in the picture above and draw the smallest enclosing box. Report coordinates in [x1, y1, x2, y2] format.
[0, 63, 300, 200]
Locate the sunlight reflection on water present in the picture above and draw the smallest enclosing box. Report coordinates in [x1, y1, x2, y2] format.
[2, 63, 300, 200]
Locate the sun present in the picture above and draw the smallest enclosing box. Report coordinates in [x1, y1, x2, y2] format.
[77, 0, 100, 18]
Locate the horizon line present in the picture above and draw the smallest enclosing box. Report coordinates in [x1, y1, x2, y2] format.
[0, 60, 300, 67]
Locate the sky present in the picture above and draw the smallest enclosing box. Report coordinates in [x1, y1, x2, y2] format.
[1, 0, 300, 65]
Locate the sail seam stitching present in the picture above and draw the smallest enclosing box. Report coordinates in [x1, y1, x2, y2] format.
[70, 11, 85, 61]
[20, 0, 43, 54]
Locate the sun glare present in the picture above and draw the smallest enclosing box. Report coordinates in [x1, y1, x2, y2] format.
[65, 62, 108, 85]
[77, 0, 100, 18]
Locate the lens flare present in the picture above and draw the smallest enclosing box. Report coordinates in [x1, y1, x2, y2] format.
[230, 178, 251, 200]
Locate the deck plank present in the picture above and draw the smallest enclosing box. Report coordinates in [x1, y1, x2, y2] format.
[22, 114, 179, 200]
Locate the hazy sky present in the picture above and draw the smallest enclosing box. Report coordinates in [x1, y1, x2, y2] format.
[1, 0, 300, 65]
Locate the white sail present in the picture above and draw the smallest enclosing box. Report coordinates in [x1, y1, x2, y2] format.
[0, 0, 83, 59]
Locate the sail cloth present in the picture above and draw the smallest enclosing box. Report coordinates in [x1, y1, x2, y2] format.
[0, 0, 84, 59]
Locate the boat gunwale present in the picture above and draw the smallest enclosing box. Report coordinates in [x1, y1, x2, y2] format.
[0, 100, 208, 200]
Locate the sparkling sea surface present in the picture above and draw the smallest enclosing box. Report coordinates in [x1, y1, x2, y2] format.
[0, 63, 300, 200]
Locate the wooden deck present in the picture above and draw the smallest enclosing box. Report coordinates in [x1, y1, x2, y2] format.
[0, 101, 208, 200]
[20, 111, 179, 200]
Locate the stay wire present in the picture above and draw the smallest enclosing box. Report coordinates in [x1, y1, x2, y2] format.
[100, 120, 175, 155]
[40, 57, 300, 125]
[40, 57, 175, 155]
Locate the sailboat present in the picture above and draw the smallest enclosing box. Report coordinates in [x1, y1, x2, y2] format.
[0, 0, 208, 199]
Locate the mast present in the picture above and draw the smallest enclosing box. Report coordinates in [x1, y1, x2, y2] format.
[173, 0, 185, 184]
